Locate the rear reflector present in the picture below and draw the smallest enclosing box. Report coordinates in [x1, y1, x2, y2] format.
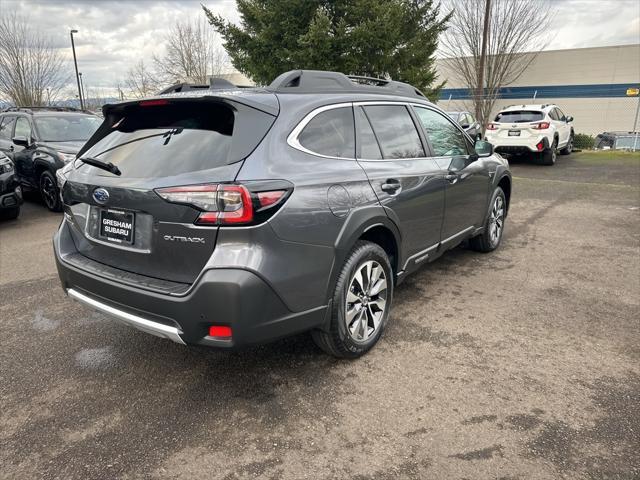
[536, 141, 545, 151]
[486, 123, 497, 130]
[209, 325, 232, 338]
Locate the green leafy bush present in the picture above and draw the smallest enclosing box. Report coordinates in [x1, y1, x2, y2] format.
[573, 133, 595, 150]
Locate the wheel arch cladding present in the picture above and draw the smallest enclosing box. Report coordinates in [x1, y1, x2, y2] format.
[327, 211, 401, 302]
[359, 225, 399, 276]
[498, 175, 511, 213]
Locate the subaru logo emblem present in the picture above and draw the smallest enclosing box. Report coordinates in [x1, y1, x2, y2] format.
[93, 187, 109, 204]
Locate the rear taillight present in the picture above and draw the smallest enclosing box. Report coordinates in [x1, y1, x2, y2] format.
[531, 122, 550, 130]
[486, 123, 498, 130]
[155, 183, 289, 226]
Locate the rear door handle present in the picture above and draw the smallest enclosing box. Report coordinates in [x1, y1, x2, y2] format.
[445, 173, 459, 184]
[381, 179, 401, 194]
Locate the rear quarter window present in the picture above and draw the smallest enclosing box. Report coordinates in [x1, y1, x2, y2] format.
[297, 107, 355, 158]
[495, 111, 544, 123]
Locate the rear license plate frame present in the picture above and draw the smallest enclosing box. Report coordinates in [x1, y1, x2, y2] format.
[98, 208, 135, 245]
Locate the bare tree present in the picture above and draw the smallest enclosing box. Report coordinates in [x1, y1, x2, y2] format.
[153, 18, 229, 85]
[0, 13, 69, 106]
[440, 0, 553, 131]
[125, 60, 160, 99]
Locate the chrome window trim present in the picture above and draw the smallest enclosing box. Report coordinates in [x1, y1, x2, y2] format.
[286, 100, 457, 162]
[286, 102, 355, 160]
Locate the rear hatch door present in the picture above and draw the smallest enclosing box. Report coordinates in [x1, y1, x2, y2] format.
[61, 94, 277, 285]
[493, 110, 545, 140]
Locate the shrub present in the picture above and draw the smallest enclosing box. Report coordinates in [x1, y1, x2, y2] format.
[573, 133, 595, 150]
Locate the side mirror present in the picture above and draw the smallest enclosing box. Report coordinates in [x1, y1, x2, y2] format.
[475, 139, 494, 157]
[566, 116, 573, 123]
[12, 136, 31, 147]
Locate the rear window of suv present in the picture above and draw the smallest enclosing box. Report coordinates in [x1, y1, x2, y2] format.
[79, 100, 273, 178]
[495, 111, 544, 123]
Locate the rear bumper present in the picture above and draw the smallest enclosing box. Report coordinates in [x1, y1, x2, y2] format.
[487, 135, 549, 153]
[54, 221, 327, 348]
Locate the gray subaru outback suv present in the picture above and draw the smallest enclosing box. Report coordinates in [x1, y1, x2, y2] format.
[54, 70, 511, 358]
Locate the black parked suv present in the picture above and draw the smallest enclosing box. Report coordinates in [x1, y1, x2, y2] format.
[446, 110, 482, 140]
[0, 107, 101, 211]
[0, 151, 22, 219]
[54, 70, 511, 358]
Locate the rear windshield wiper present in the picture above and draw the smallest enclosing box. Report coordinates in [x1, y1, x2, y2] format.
[78, 156, 121, 176]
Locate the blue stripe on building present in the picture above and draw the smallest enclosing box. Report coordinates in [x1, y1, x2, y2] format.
[440, 83, 639, 100]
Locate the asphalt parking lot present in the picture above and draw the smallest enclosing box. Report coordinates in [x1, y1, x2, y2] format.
[1, 151, 638, 480]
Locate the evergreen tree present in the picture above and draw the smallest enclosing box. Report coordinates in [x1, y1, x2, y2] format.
[203, 0, 450, 100]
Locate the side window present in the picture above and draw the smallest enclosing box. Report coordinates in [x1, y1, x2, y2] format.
[297, 107, 355, 158]
[0, 116, 16, 140]
[362, 105, 425, 159]
[355, 107, 382, 160]
[548, 109, 559, 121]
[414, 107, 469, 157]
[555, 108, 566, 121]
[467, 113, 476, 124]
[14, 117, 32, 139]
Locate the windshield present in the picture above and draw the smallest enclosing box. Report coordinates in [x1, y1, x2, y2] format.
[35, 115, 102, 142]
[495, 111, 544, 123]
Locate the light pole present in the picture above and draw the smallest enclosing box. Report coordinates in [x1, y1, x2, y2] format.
[79, 72, 86, 109]
[70, 29, 84, 110]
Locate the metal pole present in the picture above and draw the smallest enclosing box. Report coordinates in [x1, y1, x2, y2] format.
[79, 73, 86, 109]
[632, 95, 640, 152]
[70, 30, 84, 110]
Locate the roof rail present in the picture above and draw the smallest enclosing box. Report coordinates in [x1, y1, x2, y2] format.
[267, 70, 426, 99]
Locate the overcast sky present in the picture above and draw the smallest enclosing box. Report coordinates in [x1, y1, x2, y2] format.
[2, 0, 639, 98]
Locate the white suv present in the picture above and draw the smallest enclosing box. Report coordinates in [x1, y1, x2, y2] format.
[485, 104, 574, 165]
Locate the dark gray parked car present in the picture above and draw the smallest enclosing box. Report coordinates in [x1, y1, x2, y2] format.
[54, 70, 511, 358]
[446, 110, 482, 140]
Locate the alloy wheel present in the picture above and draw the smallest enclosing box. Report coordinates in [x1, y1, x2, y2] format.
[489, 195, 505, 246]
[345, 260, 388, 342]
[40, 174, 57, 210]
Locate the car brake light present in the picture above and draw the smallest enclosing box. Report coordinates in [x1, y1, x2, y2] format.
[155, 184, 288, 226]
[139, 99, 170, 107]
[486, 123, 498, 130]
[532, 122, 550, 130]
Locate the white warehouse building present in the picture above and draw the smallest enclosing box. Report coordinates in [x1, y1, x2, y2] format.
[436, 44, 640, 136]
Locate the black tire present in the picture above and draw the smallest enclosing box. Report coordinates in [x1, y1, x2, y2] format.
[0, 206, 20, 220]
[470, 187, 506, 253]
[39, 170, 62, 212]
[312, 241, 393, 358]
[538, 137, 558, 166]
[560, 132, 573, 155]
